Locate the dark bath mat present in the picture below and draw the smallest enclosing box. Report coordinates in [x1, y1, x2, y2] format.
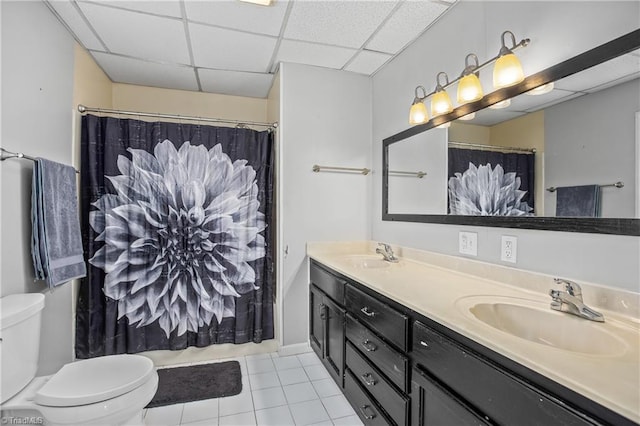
[146, 360, 242, 408]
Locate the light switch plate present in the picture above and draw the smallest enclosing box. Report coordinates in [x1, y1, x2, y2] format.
[459, 231, 477, 256]
[501, 235, 517, 263]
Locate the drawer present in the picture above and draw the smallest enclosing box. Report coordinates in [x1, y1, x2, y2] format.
[310, 261, 346, 304]
[346, 314, 408, 392]
[412, 321, 597, 426]
[345, 284, 408, 351]
[344, 369, 392, 426]
[346, 342, 409, 426]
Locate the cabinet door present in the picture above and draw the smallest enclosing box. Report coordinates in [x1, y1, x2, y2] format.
[324, 296, 346, 387]
[411, 367, 489, 426]
[309, 285, 325, 359]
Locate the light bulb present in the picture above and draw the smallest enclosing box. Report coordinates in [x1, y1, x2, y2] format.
[431, 90, 453, 117]
[458, 112, 476, 121]
[457, 73, 483, 104]
[489, 99, 511, 109]
[526, 82, 554, 95]
[493, 53, 524, 89]
[409, 101, 428, 125]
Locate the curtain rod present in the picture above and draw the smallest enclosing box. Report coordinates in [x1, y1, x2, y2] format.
[448, 140, 536, 154]
[77, 104, 278, 130]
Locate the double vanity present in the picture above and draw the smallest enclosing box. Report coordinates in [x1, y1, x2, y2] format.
[307, 241, 639, 425]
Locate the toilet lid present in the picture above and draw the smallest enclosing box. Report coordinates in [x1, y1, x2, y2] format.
[35, 354, 155, 407]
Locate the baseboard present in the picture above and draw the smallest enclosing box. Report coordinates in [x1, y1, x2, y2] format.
[277, 342, 312, 357]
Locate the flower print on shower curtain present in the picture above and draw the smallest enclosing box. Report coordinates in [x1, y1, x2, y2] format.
[88, 140, 266, 338]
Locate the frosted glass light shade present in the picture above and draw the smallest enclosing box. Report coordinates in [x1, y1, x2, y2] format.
[409, 101, 429, 125]
[489, 99, 511, 109]
[431, 90, 453, 116]
[458, 112, 476, 121]
[526, 82, 554, 95]
[436, 122, 451, 129]
[493, 53, 524, 89]
[457, 73, 484, 104]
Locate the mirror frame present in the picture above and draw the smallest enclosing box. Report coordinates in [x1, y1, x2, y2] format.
[382, 29, 640, 236]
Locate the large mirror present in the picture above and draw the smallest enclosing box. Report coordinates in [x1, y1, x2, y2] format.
[383, 29, 640, 236]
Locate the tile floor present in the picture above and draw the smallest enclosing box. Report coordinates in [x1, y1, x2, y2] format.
[143, 350, 364, 426]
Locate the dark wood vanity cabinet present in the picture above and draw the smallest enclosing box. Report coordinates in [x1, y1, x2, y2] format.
[309, 262, 346, 387]
[309, 261, 633, 426]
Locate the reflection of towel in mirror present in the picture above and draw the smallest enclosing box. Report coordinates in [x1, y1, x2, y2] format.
[31, 158, 86, 288]
[555, 185, 600, 217]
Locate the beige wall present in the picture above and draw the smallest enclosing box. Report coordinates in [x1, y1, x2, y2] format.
[449, 122, 491, 144]
[73, 44, 112, 110]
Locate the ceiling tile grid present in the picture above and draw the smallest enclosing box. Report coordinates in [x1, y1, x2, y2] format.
[45, 0, 459, 98]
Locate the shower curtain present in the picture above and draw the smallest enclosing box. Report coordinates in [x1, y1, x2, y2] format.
[76, 114, 275, 358]
[448, 147, 534, 216]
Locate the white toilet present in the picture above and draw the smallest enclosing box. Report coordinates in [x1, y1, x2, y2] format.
[0, 293, 159, 426]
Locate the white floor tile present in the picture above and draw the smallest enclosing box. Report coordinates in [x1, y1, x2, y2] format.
[251, 386, 287, 410]
[289, 399, 331, 425]
[249, 371, 281, 390]
[282, 381, 319, 404]
[245, 353, 272, 361]
[273, 355, 303, 371]
[254, 405, 296, 426]
[246, 357, 276, 375]
[277, 367, 309, 386]
[303, 365, 330, 381]
[218, 390, 254, 417]
[219, 411, 256, 426]
[332, 415, 364, 426]
[308, 421, 333, 426]
[180, 398, 219, 424]
[321, 394, 355, 419]
[311, 378, 342, 398]
[297, 352, 322, 367]
[181, 418, 219, 426]
[145, 404, 185, 426]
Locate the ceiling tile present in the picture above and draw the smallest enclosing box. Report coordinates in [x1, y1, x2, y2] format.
[91, 52, 199, 91]
[46, 1, 104, 51]
[468, 109, 526, 127]
[366, 0, 448, 54]
[509, 88, 576, 112]
[199, 69, 274, 98]
[284, 1, 397, 49]
[185, 0, 288, 37]
[554, 53, 640, 92]
[79, 2, 190, 64]
[275, 39, 357, 70]
[189, 23, 277, 72]
[345, 50, 392, 75]
[83, 1, 183, 18]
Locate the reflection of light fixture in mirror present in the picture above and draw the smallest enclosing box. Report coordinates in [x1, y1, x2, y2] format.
[457, 54, 483, 104]
[431, 72, 453, 116]
[489, 99, 511, 109]
[436, 122, 451, 129]
[526, 82, 555, 95]
[409, 86, 429, 125]
[458, 112, 476, 121]
[493, 31, 526, 89]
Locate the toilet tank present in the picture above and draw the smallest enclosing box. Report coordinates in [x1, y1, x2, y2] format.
[0, 293, 45, 404]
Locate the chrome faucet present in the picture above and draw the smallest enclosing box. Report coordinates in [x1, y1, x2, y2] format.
[376, 243, 399, 263]
[549, 278, 604, 322]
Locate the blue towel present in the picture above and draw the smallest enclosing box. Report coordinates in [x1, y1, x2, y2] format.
[31, 158, 86, 288]
[555, 185, 601, 217]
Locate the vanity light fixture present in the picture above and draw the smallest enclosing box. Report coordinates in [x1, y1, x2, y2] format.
[457, 54, 484, 104]
[409, 86, 429, 125]
[458, 112, 476, 121]
[489, 99, 512, 109]
[526, 82, 555, 95]
[493, 31, 526, 89]
[431, 72, 454, 117]
[408, 30, 529, 125]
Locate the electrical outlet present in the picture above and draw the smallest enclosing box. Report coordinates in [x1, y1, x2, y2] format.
[501, 236, 517, 263]
[459, 232, 477, 256]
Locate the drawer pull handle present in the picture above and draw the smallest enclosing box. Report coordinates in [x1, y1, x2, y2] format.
[359, 405, 377, 420]
[360, 307, 376, 317]
[361, 339, 377, 352]
[361, 373, 377, 386]
[420, 340, 430, 349]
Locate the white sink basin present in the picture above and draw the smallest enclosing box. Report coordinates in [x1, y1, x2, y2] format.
[457, 296, 631, 356]
[342, 255, 392, 269]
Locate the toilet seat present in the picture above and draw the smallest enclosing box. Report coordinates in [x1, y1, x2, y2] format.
[35, 355, 155, 407]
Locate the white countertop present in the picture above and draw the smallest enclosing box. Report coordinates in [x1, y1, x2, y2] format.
[307, 241, 640, 424]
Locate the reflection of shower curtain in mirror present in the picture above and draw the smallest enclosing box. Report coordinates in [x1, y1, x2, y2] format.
[76, 115, 275, 358]
[448, 148, 534, 216]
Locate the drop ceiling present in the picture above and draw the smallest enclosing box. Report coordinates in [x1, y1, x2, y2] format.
[45, 0, 455, 98]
